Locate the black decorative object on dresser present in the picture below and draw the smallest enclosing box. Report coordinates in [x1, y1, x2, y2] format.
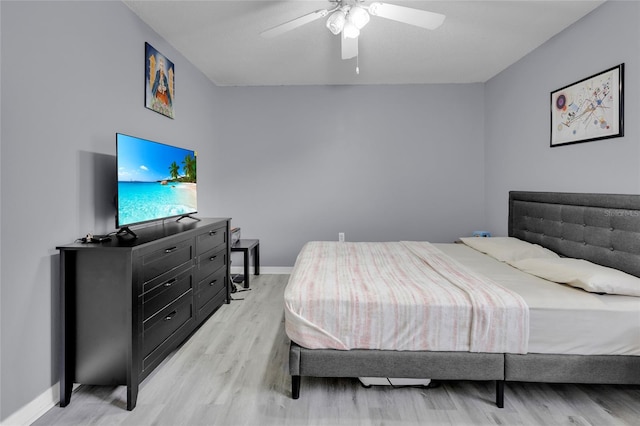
[57, 218, 231, 410]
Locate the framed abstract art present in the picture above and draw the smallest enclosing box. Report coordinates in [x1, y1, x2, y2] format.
[550, 64, 623, 147]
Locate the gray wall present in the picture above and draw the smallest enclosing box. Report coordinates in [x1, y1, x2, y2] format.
[212, 84, 486, 267]
[484, 0, 640, 234]
[0, 1, 221, 419]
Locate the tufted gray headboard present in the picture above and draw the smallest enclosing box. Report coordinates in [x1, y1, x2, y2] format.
[509, 191, 640, 278]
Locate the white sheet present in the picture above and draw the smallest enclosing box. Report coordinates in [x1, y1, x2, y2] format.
[435, 244, 640, 356]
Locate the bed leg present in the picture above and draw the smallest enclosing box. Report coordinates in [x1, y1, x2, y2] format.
[292, 375, 300, 399]
[496, 380, 504, 408]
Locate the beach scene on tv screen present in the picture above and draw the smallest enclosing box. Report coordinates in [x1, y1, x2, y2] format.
[117, 134, 197, 226]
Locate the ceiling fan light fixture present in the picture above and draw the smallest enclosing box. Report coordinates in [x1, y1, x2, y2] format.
[349, 6, 370, 30]
[367, 2, 383, 16]
[326, 10, 346, 35]
[342, 19, 360, 39]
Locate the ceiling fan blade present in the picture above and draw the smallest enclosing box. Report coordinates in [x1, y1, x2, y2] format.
[368, 2, 445, 30]
[341, 33, 358, 60]
[261, 9, 329, 38]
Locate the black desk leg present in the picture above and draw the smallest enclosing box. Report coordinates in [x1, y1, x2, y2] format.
[243, 249, 250, 289]
[254, 243, 260, 276]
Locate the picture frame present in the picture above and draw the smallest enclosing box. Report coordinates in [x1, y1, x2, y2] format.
[145, 42, 175, 119]
[550, 64, 623, 147]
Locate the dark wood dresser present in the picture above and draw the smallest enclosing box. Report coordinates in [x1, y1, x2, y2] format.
[57, 218, 230, 410]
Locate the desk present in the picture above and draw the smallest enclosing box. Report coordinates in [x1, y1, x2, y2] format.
[230, 239, 260, 289]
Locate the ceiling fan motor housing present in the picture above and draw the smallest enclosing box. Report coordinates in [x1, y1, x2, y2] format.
[327, 0, 371, 38]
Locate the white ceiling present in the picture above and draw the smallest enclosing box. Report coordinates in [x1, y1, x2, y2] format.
[123, 0, 604, 86]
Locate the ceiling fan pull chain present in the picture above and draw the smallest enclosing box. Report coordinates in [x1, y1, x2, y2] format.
[356, 54, 360, 75]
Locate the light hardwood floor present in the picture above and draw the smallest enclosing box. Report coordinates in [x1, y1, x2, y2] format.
[35, 274, 640, 426]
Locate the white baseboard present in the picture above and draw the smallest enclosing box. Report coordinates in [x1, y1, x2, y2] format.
[230, 266, 292, 274]
[1, 383, 79, 426]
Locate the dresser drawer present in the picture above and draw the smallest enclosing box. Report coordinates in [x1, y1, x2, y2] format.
[140, 238, 193, 283]
[194, 247, 226, 282]
[196, 286, 226, 321]
[142, 289, 193, 359]
[142, 264, 193, 322]
[196, 267, 227, 311]
[196, 225, 226, 256]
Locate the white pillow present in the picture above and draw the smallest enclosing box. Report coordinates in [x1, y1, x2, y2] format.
[509, 257, 640, 297]
[459, 237, 559, 263]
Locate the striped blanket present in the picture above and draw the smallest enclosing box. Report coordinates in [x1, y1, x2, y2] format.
[284, 241, 529, 353]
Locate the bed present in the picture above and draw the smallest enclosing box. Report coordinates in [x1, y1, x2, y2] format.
[285, 191, 640, 407]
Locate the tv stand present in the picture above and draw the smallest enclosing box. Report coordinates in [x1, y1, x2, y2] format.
[176, 214, 201, 222]
[116, 226, 138, 239]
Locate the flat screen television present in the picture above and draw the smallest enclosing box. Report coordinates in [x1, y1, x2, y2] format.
[116, 133, 197, 235]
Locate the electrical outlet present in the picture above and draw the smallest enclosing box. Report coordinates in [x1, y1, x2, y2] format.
[338, 232, 345, 242]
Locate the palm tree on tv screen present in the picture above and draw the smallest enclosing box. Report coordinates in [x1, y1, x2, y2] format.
[182, 154, 196, 182]
[168, 161, 180, 181]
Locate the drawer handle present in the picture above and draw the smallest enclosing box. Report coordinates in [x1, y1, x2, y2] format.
[165, 310, 178, 321]
[209, 230, 217, 236]
[163, 278, 177, 287]
[209, 279, 217, 286]
[164, 247, 178, 254]
[209, 255, 217, 261]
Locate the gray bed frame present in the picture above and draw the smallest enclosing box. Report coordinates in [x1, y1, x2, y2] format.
[289, 191, 640, 407]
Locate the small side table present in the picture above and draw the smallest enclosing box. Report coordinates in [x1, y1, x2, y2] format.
[230, 239, 260, 289]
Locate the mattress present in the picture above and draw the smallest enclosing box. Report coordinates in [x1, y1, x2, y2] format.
[285, 242, 640, 356]
[435, 243, 640, 356]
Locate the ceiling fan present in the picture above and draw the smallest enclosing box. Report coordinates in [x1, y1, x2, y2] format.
[261, 1, 446, 71]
